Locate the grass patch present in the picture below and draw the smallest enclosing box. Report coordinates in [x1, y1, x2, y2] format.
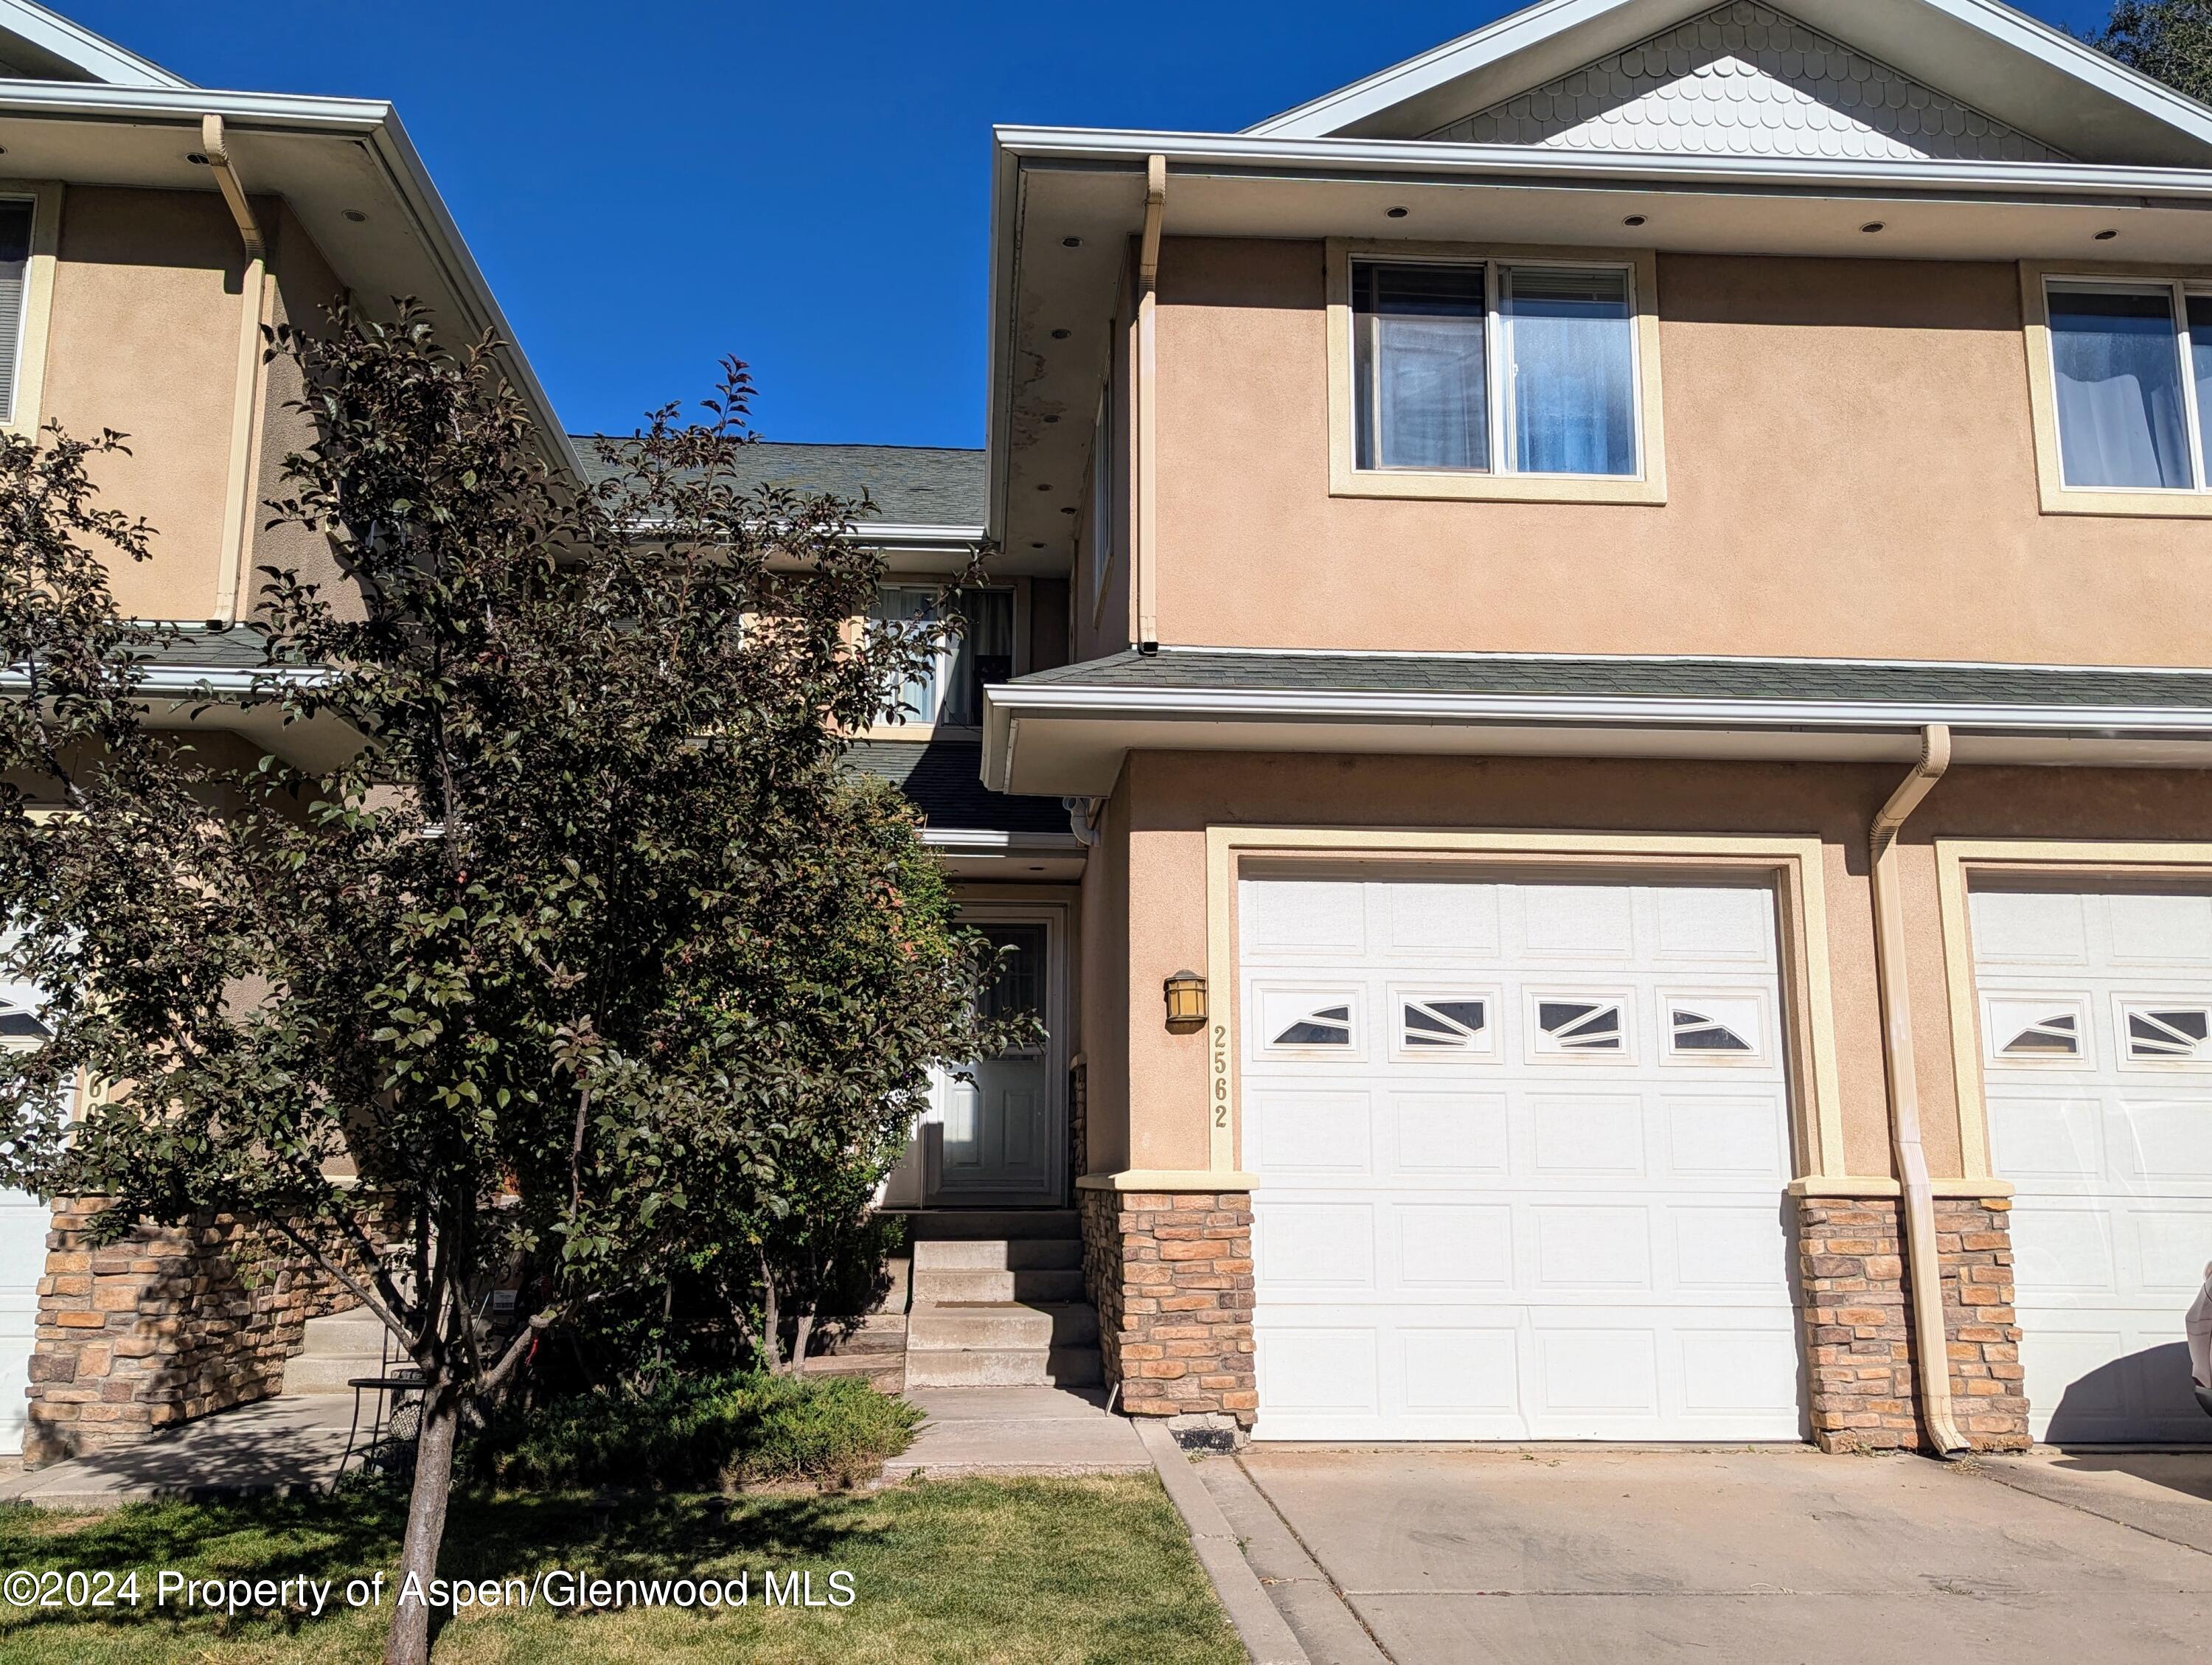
[0, 1473, 1243, 1664]
[469, 1372, 926, 1491]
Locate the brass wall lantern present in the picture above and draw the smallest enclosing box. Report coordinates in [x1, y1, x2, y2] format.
[1163, 969, 1207, 1033]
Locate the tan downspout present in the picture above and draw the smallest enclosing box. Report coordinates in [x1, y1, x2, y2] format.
[1133, 153, 1165, 650]
[204, 114, 277, 624]
[1869, 722, 1971, 1459]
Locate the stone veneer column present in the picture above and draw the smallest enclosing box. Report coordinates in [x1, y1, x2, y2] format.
[1078, 1184, 1255, 1445]
[1795, 1193, 2030, 1453]
[24, 1200, 351, 1467]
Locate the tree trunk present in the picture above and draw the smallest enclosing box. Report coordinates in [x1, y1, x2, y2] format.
[385, 1384, 462, 1665]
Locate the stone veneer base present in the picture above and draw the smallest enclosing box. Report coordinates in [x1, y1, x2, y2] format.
[24, 1201, 352, 1468]
[1798, 1195, 2031, 1453]
[1078, 1186, 1256, 1430]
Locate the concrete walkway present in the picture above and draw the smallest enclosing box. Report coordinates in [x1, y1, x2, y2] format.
[1214, 1445, 2212, 1665]
[0, 1395, 362, 1509]
[882, 1385, 1149, 1479]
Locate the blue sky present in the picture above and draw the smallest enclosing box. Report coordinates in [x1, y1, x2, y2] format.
[63, 1, 2119, 446]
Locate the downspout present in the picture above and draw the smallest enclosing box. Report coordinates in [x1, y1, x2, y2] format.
[1134, 153, 1164, 652]
[1869, 722, 1971, 1459]
[203, 114, 277, 625]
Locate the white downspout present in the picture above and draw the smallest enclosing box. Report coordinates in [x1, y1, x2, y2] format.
[203, 114, 277, 625]
[1869, 722, 1971, 1458]
[1133, 153, 1164, 652]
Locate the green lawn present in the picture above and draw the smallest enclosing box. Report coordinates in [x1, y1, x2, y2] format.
[0, 1474, 1245, 1664]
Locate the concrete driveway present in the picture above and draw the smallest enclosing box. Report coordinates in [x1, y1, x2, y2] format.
[1195, 1445, 2212, 1664]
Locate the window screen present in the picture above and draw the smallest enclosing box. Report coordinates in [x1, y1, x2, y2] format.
[0, 201, 31, 425]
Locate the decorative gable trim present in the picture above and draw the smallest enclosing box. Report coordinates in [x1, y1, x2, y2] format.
[1430, 3, 2067, 163]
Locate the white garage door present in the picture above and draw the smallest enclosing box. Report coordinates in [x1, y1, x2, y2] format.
[1241, 874, 1802, 1442]
[1972, 885, 2212, 1445]
[0, 1186, 42, 1456]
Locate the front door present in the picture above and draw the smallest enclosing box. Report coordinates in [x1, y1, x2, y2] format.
[925, 919, 1063, 1207]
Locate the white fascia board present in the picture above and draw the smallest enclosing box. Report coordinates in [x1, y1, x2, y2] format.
[987, 682, 2212, 740]
[1246, 0, 1649, 139]
[0, 80, 577, 477]
[994, 124, 2212, 204]
[1243, 0, 2212, 155]
[921, 827, 1085, 853]
[983, 140, 1023, 545]
[0, 0, 192, 89]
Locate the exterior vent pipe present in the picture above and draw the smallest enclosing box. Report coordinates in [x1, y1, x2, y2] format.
[1869, 723, 1971, 1459]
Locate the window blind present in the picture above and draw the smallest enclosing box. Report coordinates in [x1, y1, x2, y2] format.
[0, 201, 32, 425]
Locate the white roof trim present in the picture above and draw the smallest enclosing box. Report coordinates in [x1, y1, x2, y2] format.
[995, 123, 2212, 203]
[1245, 0, 2212, 163]
[0, 0, 190, 89]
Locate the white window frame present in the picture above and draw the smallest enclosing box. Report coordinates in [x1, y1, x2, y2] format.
[0, 183, 60, 439]
[866, 583, 1019, 737]
[1326, 239, 1666, 507]
[2022, 261, 2212, 519]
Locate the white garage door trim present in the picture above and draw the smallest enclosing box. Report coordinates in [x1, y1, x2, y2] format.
[1965, 879, 2212, 1445]
[1239, 871, 1806, 1442]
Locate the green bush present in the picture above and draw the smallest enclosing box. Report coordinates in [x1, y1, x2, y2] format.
[468, 1371, 924, 1492]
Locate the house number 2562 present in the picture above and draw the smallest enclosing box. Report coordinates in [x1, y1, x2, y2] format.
[1211, 1023, 1228, 1128]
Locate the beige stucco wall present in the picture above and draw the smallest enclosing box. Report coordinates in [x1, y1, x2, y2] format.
[1083, 749, 2212, 1183]
[41, 187, 251, 622]
[1151, 238, 2212, 667]
[248, 201, 350, 617]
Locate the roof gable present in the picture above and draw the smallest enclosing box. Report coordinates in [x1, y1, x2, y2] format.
[0, 1, 188, 88]
[1250, 0, 2212, 167]
[1430, 4, 2067, 162]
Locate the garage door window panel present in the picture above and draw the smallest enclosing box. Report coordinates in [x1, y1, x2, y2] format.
[1391, 989, 1500, 1060]
[1660, 990, 1770, 1067]
[1256, 986, 1364, 1057]
[1983, 994, 2093, 1068]
[2116, 999, 2212, 1067]
[1527, 992, 1634, 1063]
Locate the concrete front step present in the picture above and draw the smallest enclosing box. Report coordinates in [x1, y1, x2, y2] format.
[907, 1209, 1079, 1242]
[281, 1354, 391, 1395]
[807, 1314, 908, 1358]
[799, 1352, 905, 1390]
[911, 1267, 1085, 1304]
[904, 1345, 1103, 1388]
[909, 1302, 1099, 1350]
[911, 1237, 1082, 1273]
[296, 1315, 392, 1359]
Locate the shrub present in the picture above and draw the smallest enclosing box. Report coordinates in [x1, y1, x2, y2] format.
[468, 1371, 923, 1492]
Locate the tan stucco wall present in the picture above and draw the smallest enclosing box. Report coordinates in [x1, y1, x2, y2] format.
[1084, 749, 2212, 1183]
[248, 202, 351, 618]
[1152, 239, 2212, 667]
[41, 187, 253, 622]
[1079, 763, 1135, 1170]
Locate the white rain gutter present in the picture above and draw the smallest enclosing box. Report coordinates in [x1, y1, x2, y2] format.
[992, 125, 2212, 206]
[1868, 723, 1970, 1459]
[201, 114, 276, 625]
[986, 681, 2212, 734]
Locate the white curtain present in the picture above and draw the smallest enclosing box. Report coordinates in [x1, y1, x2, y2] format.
[1357, 264, 1489, 470]
[2050, 286, 2191, 490]
[1503, 268, 1636, 477]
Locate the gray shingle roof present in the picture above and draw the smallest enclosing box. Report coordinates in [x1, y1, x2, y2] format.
[570, 439, 984, 529]
[846, 740, 1068, 835]
[1012, 649, 2212, 709]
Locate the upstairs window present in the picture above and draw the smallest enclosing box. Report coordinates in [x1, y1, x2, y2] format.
[1352, 259, 1640, 479]
[0, 199, 31, 425]
[2045, 279, 2212, 493]
[869, 586, 1015, 730]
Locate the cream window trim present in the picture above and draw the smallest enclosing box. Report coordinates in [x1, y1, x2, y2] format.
[1202, 827, 1841, 1178]
[1934, 836, 2212, 1181]
[1324, 239, 1666, 507]
[0, 181, 61, 440]
[2020, 260, 2212, 520]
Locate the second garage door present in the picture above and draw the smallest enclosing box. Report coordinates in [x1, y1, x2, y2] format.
[1241, 872, 1803, 1442]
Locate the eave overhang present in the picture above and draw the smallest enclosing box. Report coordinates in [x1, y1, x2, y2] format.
[0, 79, 573, 474]
[983, 675, 2212, 796]
[987, 125, 2212, 558]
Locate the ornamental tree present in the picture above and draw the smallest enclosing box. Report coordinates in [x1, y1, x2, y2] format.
[0, 307, 1015, 1665]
